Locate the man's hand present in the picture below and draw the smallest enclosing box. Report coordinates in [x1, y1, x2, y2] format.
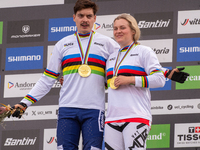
[59, 76, 64, 86]
[11, 103, 27, 119]
[166, 67, 189, 83]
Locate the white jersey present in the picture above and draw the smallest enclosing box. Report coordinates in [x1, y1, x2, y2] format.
[105, 44, 165, 122]
[21, 32, 119, 111]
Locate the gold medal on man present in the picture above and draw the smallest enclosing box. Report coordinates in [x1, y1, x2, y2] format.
[110, 76, 119, 89]
[78, 64, 91, 77]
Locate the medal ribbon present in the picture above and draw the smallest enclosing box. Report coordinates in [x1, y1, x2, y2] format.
[113, 42, 136, 76]
[76, 31, 94, 64]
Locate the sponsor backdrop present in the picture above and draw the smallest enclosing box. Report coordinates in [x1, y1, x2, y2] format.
[0, 0, 200, 150]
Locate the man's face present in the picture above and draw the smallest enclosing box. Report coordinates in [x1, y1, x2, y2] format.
[73, 8, 96, 34]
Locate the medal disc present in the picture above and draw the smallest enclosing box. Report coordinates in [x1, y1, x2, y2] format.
[78, 64, 91, 77]
[110, 76, 118, 89]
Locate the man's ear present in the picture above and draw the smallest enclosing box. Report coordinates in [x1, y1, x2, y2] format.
[73, 14, 76, 22]
[94, 15, 96, 22]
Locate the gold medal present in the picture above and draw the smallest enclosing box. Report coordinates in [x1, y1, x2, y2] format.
[78, 64, 91, 77]
[110, 76, 118, 89]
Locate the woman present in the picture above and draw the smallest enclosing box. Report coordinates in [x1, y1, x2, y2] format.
[104, 13, 165, 150]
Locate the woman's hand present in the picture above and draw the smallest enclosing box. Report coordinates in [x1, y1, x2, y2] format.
[114, 75, 135, 87]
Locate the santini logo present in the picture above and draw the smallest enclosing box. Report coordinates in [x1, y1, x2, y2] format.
[138, 19, 171, 28]
[8, 55, 41, 62]
[181, 18, 200, 26]
[4, 137, 37, 146]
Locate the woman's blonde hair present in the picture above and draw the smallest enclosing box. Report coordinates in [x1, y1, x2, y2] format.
[114, 13, 141, 44]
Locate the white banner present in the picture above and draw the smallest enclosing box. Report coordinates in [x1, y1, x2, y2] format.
[43, 128, 83, 150]
[139, 39, 173, 63]
[178, 10, 200, 34]
[4, 73, 42, 98]
[5, 105, 58, 121]
[174, 123, 200, 147]
[0, 0, 64, 8]
[151, 99, 200, 115]
[93, 14, 119, 38]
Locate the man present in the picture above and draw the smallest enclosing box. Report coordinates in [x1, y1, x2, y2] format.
[11, 0, 189, 150]
[12, 0, 119, 150]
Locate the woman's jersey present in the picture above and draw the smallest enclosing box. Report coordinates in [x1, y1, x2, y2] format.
[105, 44, 165, 122]
[21, 32, 119, 111]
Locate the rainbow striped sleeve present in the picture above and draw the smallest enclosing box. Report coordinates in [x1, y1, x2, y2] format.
[141, 76, 149, 88]
[106, 68, 114, 88]
[24, 94, 38, 104]
[44, 69, 60, 79]
[150, 69, 163, 75]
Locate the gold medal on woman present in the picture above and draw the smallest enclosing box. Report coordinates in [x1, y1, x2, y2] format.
[78, 64, 91, 77]
[110, 76, 119, 89]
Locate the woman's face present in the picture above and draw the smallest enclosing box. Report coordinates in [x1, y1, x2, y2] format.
[113, 18, 135, 48]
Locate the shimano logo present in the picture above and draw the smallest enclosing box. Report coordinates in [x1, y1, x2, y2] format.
[138, 19, 171, 28]
[8, 55, 41, 62]
[153, 47, 169, 54]
[51, 26, 77, 33]
[4, 137, 37, 146]
[181, 18, 200, 26]
[94, 42, 104, 46]
[180, 47, 200, 53]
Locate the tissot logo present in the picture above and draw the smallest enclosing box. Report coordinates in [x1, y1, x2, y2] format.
[134, 12, 173, 35]
[7, 20, 44, 43]
[2, 130, 39, 150]
[175, 123, 200, 147]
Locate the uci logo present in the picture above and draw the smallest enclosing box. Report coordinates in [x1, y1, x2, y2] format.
[22, 25, 30, 34]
